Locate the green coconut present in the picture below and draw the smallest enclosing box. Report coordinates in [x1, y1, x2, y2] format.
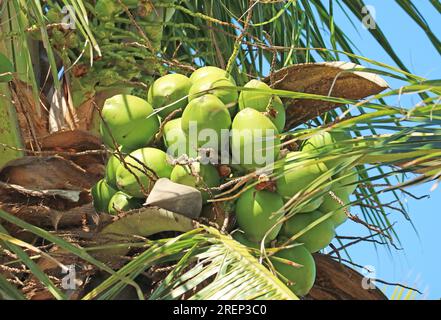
[163, 118, 183, 148]
[0, 53, 13, 83]
[231, 108, 281, 171]
[162, 118, 195, 158]
[276, 152, 328, 199]
[190, 66, 236, 85]
[147, 74, 192, 118]
[115, 147, 173, 198]
[235, 188, 285, 243]
[188, 75, 238, 114]
[297, 197, 324, 214]
[108, 191, 143, 215]
[181, 94, 231, 151]
[238, 80, 286, 132]
[280, 211, 335, 253]
[105, 147, 133, 189]
[334, 167, 359, 195]
[319, 189, 350, 227]
[272, 244, 316, 296]
[232, 232, 260, 249]
[301, 131, 353, 169]
[91, 179, 118, 213]
[105, 154, 121, 189]
[99, 94, 159, 150]
[170, 162, 220, 202]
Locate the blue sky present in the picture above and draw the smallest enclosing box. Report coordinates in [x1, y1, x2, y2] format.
[322, 0, 441, 299]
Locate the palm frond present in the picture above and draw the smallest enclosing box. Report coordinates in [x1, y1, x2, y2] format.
[84, 228, 297, 300]
[151, 228, 297, 300]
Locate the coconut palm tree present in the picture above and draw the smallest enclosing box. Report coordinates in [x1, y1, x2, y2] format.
[0, 0, 440, 300]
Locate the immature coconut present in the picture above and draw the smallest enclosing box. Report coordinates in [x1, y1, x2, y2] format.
[301, 131, 353, 169]
[162, 118, 194, 158]
[231, 108, 281, 171]
[99, 94, 159, 150]
[275, 152, 328, 206]
[105, 154, 121, 189]
[303, 131, 360, 195]
[235, 188, 285, 243]
[296, 197, 325, 214]
[280, 211, 335, 253]
[105, 147, 132, 188]
[319, 189, 350, 227]
[108, 191, 143, 215]
[238, 80, 286, 132]
[147, 74, 192, 118]
[190, 66, 236, 85]
[163, 118, 183, 148]
[170, 162, 220, 202]
[189, 76, 238, 114]
[232, 232, 260, 249]
[115, 147, 173, 198]
[272, 243, 316, 296]
[334, 167, 359, 195]
[91, 179, 118, 213]
[181, 94, 231, 151]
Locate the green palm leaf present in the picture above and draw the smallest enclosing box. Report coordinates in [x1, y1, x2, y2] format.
[151, 228, 297, 300]
[83, 227, 297, 300]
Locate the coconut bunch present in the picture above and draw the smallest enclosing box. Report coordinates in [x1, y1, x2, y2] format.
[234, 131, 359, 296]
[91, 66, 359, 297]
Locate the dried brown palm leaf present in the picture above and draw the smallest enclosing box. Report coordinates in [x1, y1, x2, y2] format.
[266, 62, 389, 129]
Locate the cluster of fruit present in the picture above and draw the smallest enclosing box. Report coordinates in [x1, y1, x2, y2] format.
[91, 66, 359, 297]
[234, 133, 359, 295]
[92, 65, 284, 211]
